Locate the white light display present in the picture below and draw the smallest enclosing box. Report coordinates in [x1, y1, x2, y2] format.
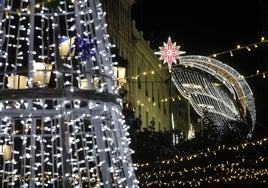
[172, 55, 256, 135]
[0, 0, 138, 187]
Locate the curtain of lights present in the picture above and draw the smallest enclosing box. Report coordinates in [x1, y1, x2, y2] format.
[172, 55, 256, 135]
[0, 0, 138, 187]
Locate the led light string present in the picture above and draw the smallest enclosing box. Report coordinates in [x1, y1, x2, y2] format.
[133, 95, 182, 111]
[139, 166, 268, 187]
[128, 68, 267, 112]
[136, 137, 268, 168]
[126, 63, 166, 81]
[129, 72, 266, 111]
[136, 137, 268, 187]
[121, 37, 268, 83]
[124, 64, 267, 91]
[138, 157, 268, 187]
[209, 37, 268, 58]
[138, 149, 268, 177]
[246, 69, 268, 79]
[1, 174, 99, 184]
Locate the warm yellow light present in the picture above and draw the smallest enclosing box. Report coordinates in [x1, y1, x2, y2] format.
[113, 66, 126, 86]
[187, 124, 195, 140]
[78, 79, 89, 90]
[27, 6, 30, 14]
[16, 9, 21, 16]
[35, 3, 41, 8]
[7, 75, 27, 89]
[33, 62, 52, 87]
[0, 145, 12, 161]
[78, 78, 100, 90]
[182, 83, 202, 89]
[5, 11, 9, 19]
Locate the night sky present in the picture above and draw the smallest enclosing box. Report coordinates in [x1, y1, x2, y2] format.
[132, 0, 267, 138]
[132, 0, 262, 54]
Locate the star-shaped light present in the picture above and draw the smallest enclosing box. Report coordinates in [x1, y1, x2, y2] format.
[154, 37, 185, 72]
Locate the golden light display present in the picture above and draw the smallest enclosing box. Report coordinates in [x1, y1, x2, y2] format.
[136, 137, 268, 187]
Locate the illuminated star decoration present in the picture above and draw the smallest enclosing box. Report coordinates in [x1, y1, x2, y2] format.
[154, 37, 185, 72]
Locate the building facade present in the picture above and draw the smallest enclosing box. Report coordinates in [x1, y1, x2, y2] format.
[101, 0, 195, 137]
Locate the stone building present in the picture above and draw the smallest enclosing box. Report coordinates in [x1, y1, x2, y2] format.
[101, 0, 194, 138]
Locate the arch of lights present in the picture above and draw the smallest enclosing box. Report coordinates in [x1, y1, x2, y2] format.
[0, 0, 138, 187]
[172, 55, 256, 134]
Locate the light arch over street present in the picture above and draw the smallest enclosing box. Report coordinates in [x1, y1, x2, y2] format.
[172, 55, 256, 136]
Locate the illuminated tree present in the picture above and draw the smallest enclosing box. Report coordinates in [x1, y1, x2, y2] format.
[0, 0, 138, 187]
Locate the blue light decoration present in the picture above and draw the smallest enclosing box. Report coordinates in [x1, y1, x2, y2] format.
[75, 34, 96, 60]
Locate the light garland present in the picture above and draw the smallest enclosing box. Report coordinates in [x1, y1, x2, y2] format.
[210, 37, 268, 58]
[172, 55, 256, 136]
[137, 137, 268, 167]
[136, 137, 268, 187]
[126, 64, 267, 131]
[126, 64, 267, 84]
[140, 38, 256, 136]
[123, 37, 268, 81]
[133, 95, 182, 109]
[126, 66, 267, 114]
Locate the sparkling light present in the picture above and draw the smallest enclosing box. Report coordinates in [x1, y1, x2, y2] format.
[0, 0, 138, 187]
[172, 55, 255, 135]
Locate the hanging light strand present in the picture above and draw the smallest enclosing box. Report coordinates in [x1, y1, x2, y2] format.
[210, 37, 267, 58]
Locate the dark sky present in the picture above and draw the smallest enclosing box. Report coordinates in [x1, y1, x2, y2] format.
[132, 0, 264, 78]
[132, 0, 262, 55]
[132, 0, 268, 138]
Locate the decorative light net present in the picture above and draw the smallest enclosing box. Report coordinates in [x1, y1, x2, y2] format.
[172, 55, 255, 135]
[0, 0, 138, 187]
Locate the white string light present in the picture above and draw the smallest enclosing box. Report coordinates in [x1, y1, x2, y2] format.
[0, 0, 138, 187]
[172, 55, 256, 135]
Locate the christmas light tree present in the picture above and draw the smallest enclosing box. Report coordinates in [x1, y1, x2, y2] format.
[0, 0, 138, 187]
